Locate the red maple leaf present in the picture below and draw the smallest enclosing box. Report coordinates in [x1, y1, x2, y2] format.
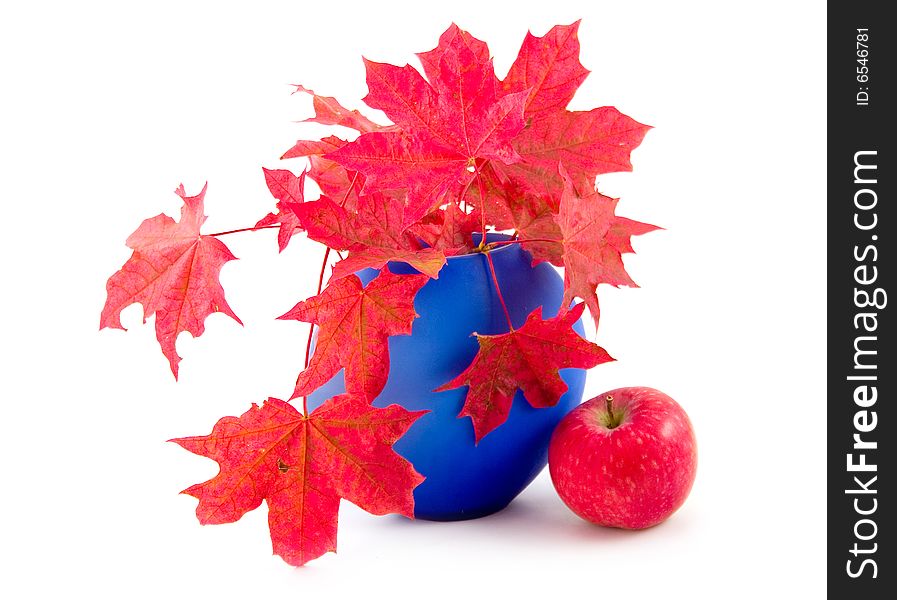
[100, 184, 241, 378]
[255, 167, 307, 252]
[281, 269, 428, 400]
[171, 395, 425, 566]
[482, 22, 648, 197]
[501, 21, 590, 121]
[557, 166, 659, 325]
[436, 303, 613, 441]
[295, 193, 446, 279]
[326, 27, 528, 226]
[417, 23, 648, 234]
[505, 107, 651, 195]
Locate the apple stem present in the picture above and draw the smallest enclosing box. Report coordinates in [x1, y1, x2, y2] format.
[484, 250, 514, 331]
[603, 395, 623, 429]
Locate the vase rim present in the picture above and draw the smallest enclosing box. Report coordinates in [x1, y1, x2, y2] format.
[444, 232, 518, 262]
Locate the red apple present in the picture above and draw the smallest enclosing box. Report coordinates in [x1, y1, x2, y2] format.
[549, 387, 697, 529]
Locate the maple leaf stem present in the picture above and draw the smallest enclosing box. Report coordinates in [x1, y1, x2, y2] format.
[456, 174, 476, 214]
[484, 250, 514, 331]
[487, 238, 562, 249]
[341, 172, 361, 207]
[207, 224, 281, 237]
[474, 166, 488, 248]
[302, 246, 333, 415]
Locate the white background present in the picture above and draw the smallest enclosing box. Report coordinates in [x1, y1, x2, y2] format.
[0, 1, 825, 598]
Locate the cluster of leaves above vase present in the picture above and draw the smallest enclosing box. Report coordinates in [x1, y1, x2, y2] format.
[101, 21, 655, 566]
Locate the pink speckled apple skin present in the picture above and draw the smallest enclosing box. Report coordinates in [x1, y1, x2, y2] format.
[549, 387, 697, 529]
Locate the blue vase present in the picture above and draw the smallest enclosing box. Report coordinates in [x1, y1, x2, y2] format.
[307, 239, 587, 520]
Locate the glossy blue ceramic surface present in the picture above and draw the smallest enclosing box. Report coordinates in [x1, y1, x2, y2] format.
[307, 240, 587, 520]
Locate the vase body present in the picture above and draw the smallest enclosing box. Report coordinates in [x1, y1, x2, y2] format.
[307, 241, 587, 520]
